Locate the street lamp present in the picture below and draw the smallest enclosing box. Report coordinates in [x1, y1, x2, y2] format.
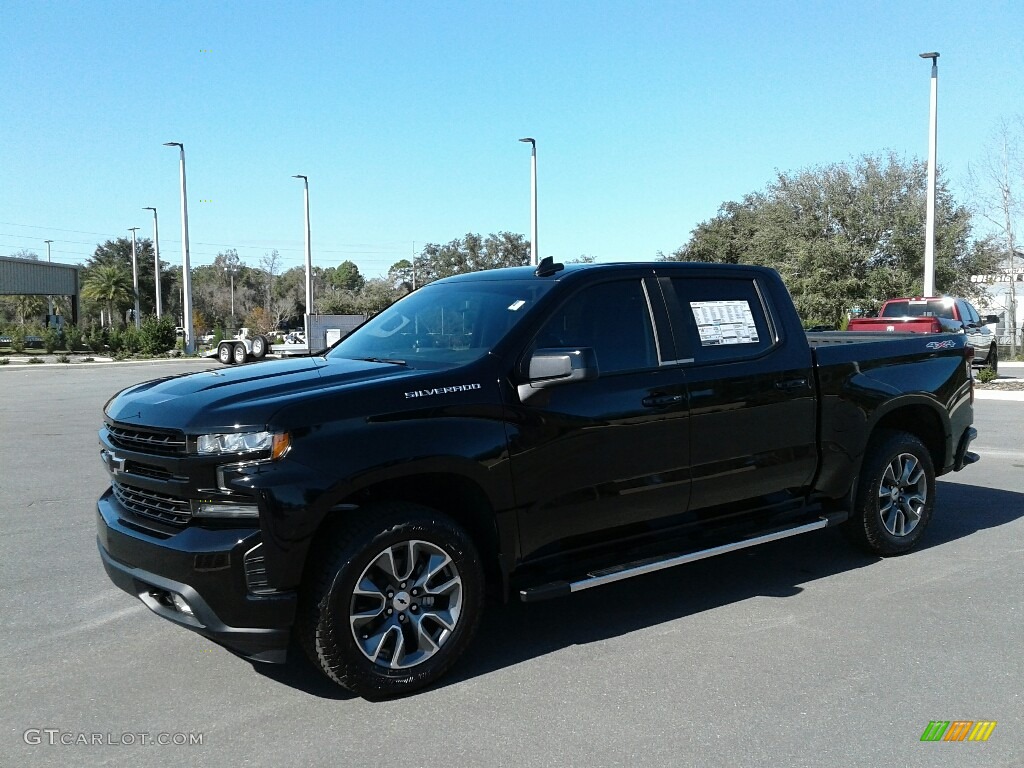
[144, 207, 162, 318]
[224, 260, 239, 331]
[920, 52, 939, 297]
[293, 174, 312, 344]
[519, 138, 538, 266]
[44, 239, 53, 320]
[128, 227, 141, 328]
[165, 142, 195, 353]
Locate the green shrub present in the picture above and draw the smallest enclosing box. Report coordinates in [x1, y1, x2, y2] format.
[87, 326, 106, 353]
[64, 323, 84, 351]
[106, 328, 122, 354]
[0, 358, 8, 365]
[43, 326, 60, 353]
[10, 326, 26, 353]
[212, 327, 224, 346]
[81, 357, 94, 363]
[121, 325, 142, 354]
[139, 315, 177, 355]
[976, 367, 997, 384]
[56, 353, 70, 363]
[28, 357, 44, 364]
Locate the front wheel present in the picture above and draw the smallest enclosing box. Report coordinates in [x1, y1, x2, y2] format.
[232, 342, 248, 365]
[844, 430, 935, 556]
[298, 503, 484, 699]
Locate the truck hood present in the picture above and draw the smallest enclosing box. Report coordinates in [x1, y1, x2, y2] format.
[104, 356, 424, 432]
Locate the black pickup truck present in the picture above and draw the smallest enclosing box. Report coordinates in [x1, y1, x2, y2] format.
[97, 260, 979, 698]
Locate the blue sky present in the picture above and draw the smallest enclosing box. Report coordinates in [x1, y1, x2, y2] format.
[1, 1, 1021, 277]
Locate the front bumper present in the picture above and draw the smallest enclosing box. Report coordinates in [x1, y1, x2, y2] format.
[96, 491, 295, 663]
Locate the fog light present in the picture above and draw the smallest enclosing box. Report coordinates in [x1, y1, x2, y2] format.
[171, 593, 194, 616]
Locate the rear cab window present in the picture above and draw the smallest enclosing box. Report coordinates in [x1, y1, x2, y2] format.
[663, 276, 777, 364]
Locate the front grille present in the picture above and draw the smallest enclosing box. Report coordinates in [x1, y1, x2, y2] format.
[123, 460, 184, 482]
[108, 424, 187, 457]
[112, 481, 191, 526]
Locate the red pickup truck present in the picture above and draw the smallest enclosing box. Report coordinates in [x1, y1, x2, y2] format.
[848, 297, 999, 373]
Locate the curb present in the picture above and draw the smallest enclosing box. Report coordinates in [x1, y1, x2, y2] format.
[0, 357, 214, 370]
[974, 389, 1024, 402]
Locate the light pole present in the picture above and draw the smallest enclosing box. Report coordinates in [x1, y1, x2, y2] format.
[44, 239, 53, 320]
[293, 174, 312, 343]
[224, 260, 239, 331]
[519, 138, 538, 265]
[920, 52, 939, 297]
[128, 227, 141, 328]
[144, 207, 162, 318]
[165, 142, 195, 353]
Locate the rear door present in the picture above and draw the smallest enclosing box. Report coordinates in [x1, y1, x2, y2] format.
[660, 272, 817, 514]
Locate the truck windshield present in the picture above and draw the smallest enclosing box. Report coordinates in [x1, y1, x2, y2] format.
[328, 279, 552, 367]
[881, 299, 954, 319]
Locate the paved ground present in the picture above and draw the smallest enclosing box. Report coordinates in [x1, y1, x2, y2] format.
[1, 360, 1021, 767]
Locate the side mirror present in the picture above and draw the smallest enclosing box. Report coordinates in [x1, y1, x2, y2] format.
[518, 348, 598, 401]
[984, 315, 999, 325]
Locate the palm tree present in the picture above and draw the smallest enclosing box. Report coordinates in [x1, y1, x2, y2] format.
[82, 264, 133, 327]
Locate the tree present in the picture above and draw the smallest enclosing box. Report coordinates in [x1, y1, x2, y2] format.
[84, 238, 172, 319]
[259, 249, 283, 312]
[413, 232, 530, 285]
[82, 264, 133, 327]
[968, 120, 1022, 356]
[9, 248, 39, 260]
[664, 153, 999, 328]
[325, 260, 365, 292]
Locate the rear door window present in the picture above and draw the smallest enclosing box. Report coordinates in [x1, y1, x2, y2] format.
[668, 277, 775, 363]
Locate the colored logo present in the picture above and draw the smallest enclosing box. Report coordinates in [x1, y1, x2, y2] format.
[920, 721, 996, 742]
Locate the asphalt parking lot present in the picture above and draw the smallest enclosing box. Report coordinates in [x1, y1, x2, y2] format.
[1, 359, 1022, 768]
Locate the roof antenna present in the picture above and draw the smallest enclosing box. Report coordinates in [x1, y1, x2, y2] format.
[534, 256, 564, 277]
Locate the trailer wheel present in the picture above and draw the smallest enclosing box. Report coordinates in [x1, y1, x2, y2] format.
[251, 335, 268, 359]
[844, 430, 935, 556]
[232, 342, 248, 365]
[217, 342, 234, 365]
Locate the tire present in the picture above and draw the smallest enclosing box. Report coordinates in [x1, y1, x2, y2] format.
[251, 335, 267, 359]
[298, 503, 484, 699]
[232, 342, 248, 365]
[844, 430, 935, 556]
[217, 342, 234, 365]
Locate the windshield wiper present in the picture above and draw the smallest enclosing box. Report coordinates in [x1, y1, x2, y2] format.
[353, 356, 408, 366]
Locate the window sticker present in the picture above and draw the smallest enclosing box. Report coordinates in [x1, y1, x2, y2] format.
[689, 300, 760, 346]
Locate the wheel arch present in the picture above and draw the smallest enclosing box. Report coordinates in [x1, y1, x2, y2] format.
[319, 472, 506, 597]
[868, 402, 947, 473]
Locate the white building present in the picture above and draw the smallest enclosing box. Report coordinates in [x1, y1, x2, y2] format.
[971, 254, 1023, 346]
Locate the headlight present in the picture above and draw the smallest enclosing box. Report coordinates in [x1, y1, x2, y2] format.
[196, 431, 291, 459]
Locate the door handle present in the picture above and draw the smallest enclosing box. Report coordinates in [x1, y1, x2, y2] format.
[642, 394, 685, 408]
[775, 378, 808, 391]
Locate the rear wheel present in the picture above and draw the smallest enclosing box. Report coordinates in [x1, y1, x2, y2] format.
[232, 342, 248, 365]
[844, 430, 935, 556]
[298, 503, 484, 699]
[251, 335, 268, 359]
[217, 342, 234, 365]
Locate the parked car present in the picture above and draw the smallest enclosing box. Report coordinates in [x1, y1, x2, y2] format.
[96, 260, 979, 698]
[847, 296, 999, 373]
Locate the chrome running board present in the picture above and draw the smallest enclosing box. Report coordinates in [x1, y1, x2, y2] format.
[519, 512, 846, 602]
